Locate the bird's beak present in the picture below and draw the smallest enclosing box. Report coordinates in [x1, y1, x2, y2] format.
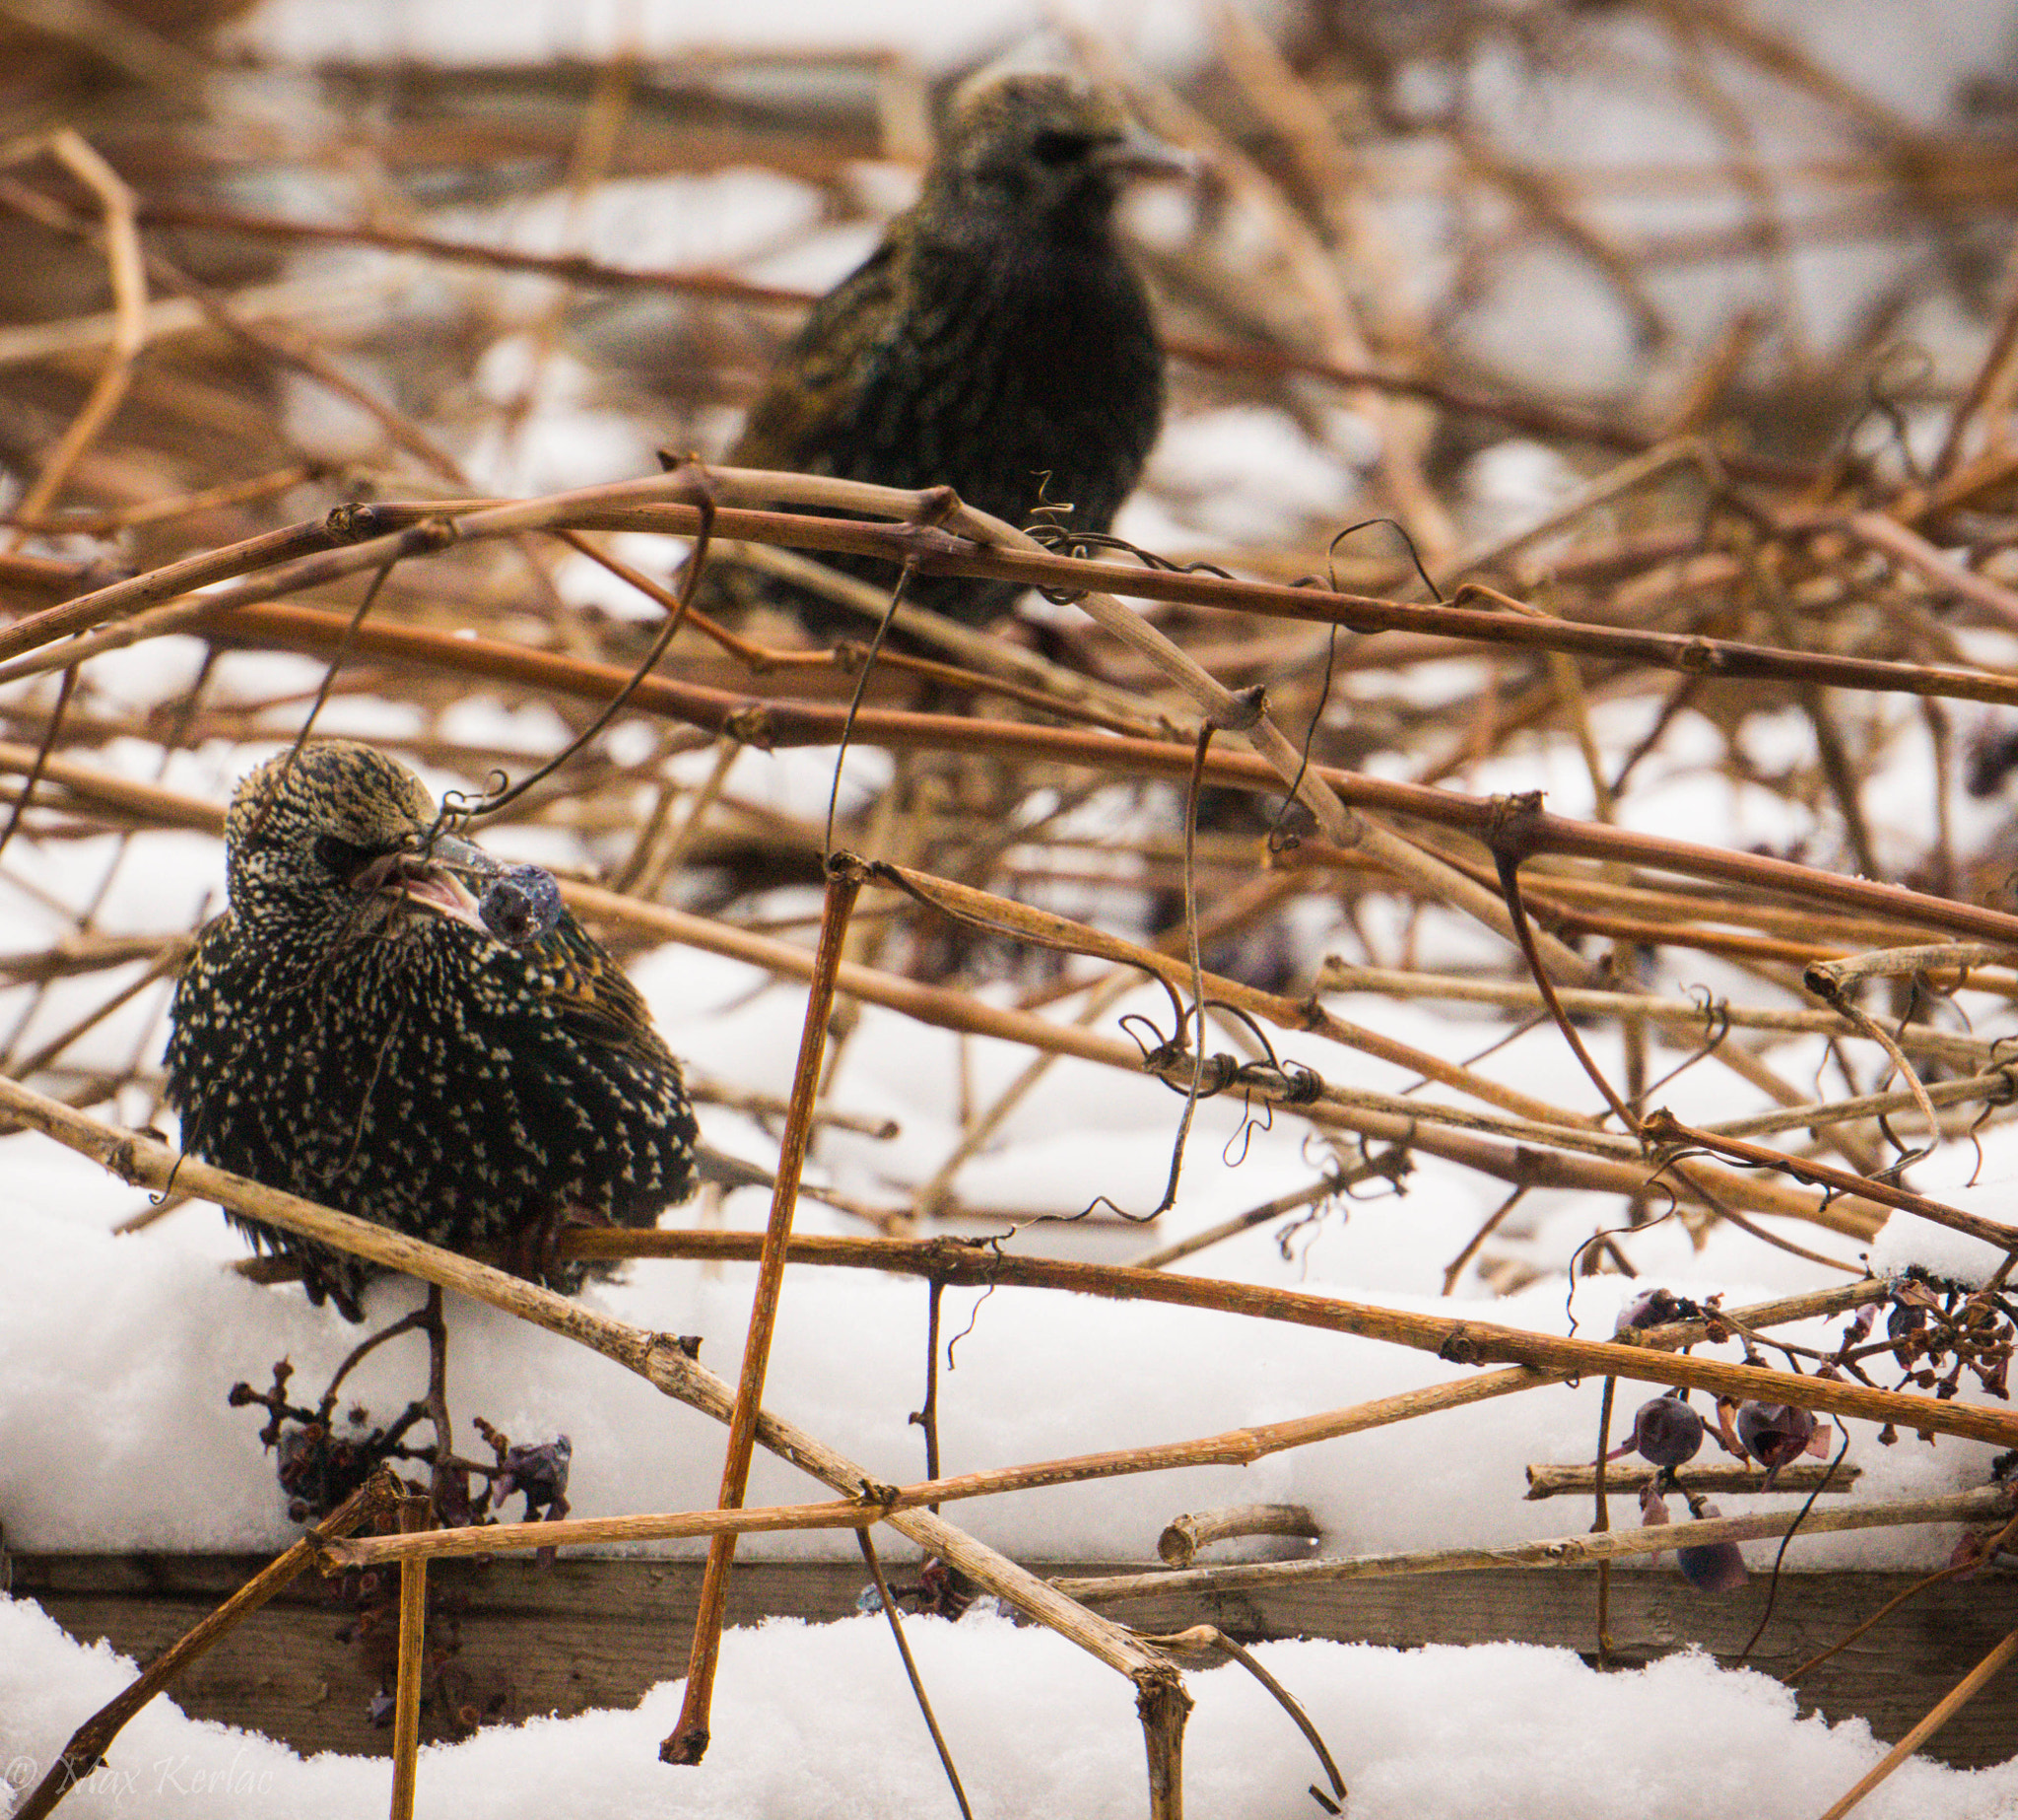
[355, 836, 495, 937]
[1096, 122, 1199, 182]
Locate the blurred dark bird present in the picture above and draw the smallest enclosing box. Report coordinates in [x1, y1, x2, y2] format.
[165, 741, 697, 1319]
[717, 65, 1183, 637]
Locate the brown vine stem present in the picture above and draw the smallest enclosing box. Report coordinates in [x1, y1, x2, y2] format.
[865, 856, 1599, 1129]
[1801, 969, 1945, 1148]
[119, 598, 2018, 949]
[322, 1500, 881, 1569]
[1806, 944, 2011, 991]
[0, 463, 323, 536]
[382, 482, 2018, 705]
[1052, 1486, 2016, 1604]
[1642, 1109, 2018, 1254]
[387, 1493, 431, 1820]
[1704, 1070, 2017, 1142]
[555, 1227, 2000, 1444]
[1314, 964, 1999, 1068]
[1525, 1462, 1856, 1499]
[0, 135, 145, 539]
[20, 475, 2018, 710]
[665, 853, 864, 1766]
[1158, 1505, 1321, 1567]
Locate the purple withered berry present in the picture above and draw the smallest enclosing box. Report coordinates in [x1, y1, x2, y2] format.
[493, 1434, 572, 1522]
[479, 864, 564, 948]
[1676, 1500, 1749, 1593]
[1629, 1394, 1704, 1469]
[1735, 1401, 1820, 1489]
[1616, 1288, 1685, 1334]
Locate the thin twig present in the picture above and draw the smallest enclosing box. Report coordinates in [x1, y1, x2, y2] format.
[14, 1471, 399, 1820]
[1812, 1625, 2018, 1820]
[664, 853, 864, 1764]
[387, 1493, 430, 1820]
[857, 1529, 975, 1820]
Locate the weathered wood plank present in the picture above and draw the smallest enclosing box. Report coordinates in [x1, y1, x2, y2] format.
[14, 1554, 2018, 1768]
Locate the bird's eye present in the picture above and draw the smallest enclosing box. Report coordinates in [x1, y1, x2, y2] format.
[1030, 129, 1102, 166]
[312, 834, 379, 881]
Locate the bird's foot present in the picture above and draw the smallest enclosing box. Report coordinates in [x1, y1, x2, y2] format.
[501, 1200, 611, 1292]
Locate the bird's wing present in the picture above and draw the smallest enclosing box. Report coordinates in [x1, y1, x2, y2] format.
[162, 911, 246, 1117]
[525, 920, 674, 1066]
[726, 227, 907, 471]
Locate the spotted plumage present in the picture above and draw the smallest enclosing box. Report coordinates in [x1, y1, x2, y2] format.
[719, 66, 1177, 636]
[164, 742, 697, 1318]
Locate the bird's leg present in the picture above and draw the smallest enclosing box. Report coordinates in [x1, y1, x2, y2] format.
[507, 1197, 613, 1289]
[325, 1272, 367, 1323]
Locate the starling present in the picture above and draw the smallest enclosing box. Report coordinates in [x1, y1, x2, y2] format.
[719, 65, 1181, 637]
[165, 741, 697, 1318]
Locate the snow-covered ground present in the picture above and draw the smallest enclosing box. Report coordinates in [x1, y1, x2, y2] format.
[12, 1601, 2018, 1820]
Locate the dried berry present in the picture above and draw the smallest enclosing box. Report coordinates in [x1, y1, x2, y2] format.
[1616, 1288, 1686, 1333]
[1628, 1394, 1704, 1469]
[493, 1435, 572, 1523]
[1676, 1502, 1749, 1593]
[1735, 1401, 1820, 1489]
[1639, 1484, 1746, 1591]
[479, 864, 564, 949]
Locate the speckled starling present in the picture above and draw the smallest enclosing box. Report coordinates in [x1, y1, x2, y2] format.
[164, 741, 697, 1318]
[721, 66, 1180, 636]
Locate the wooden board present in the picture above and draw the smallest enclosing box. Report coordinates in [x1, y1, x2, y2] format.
[13, 1553, 2018, 1768]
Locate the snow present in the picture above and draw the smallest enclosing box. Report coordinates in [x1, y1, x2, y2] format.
[1868, 1148, 2018, 1290]
[235, 0, 1215, 76]
[9, 1180, 1987, 1565]
[1145, 407, 1364, 545]
[56, 1165, 2005, 1814]
[1462, 439, 1585, 550]
[9, 1597, 2018, 1819]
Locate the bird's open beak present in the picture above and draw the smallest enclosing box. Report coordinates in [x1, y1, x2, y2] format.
[354, 836, 495, 937]
[1096, 122, 1199, 182]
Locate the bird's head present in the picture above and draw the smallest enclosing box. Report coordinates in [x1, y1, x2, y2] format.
[224, 741, 503, 944]
[931, 68, 1191, 233]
